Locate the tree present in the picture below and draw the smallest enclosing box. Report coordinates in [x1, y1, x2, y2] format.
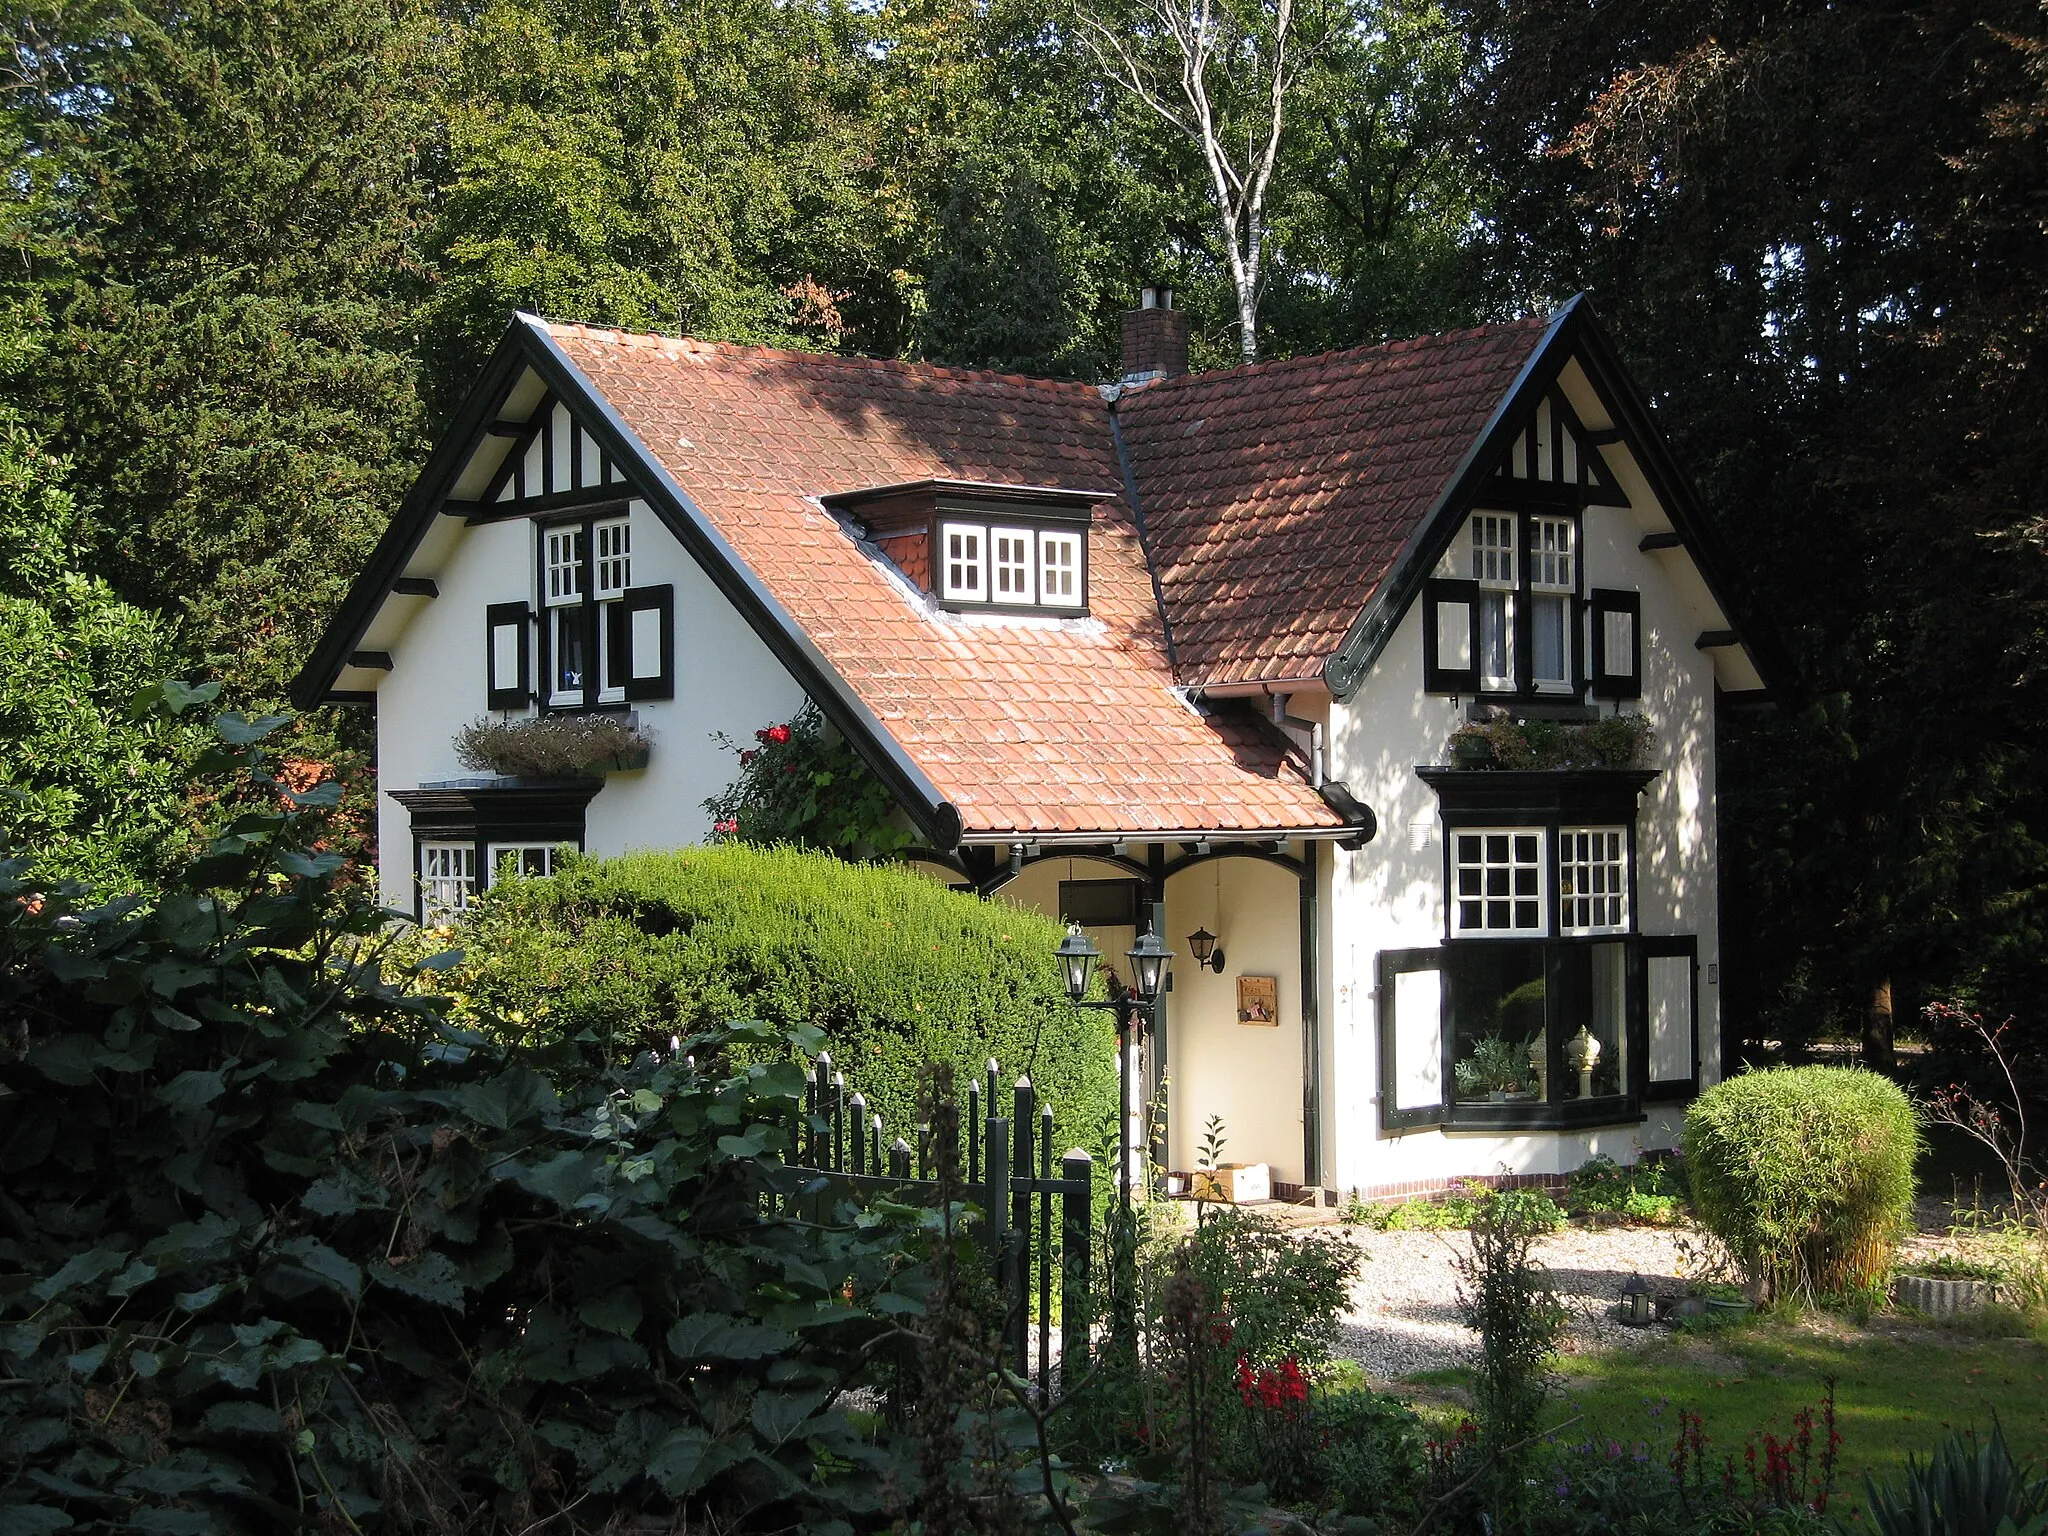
[0, 397, 204, 892]
[3, 0, 435, 699]
[919, 151, 1077, 373]
[1459, 0, 2048, 1052]
[1076, 0, 1331, 362]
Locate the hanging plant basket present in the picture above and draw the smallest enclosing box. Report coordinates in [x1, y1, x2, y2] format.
[454, 714, 653, 780]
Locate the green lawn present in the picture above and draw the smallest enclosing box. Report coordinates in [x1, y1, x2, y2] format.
[1406, 1314, 2048, 1511]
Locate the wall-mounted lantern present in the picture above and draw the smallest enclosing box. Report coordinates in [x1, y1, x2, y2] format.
[1185, 926, 1226, 974]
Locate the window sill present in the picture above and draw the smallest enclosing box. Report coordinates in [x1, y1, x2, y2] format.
[1445, 1098, 1646, 1133]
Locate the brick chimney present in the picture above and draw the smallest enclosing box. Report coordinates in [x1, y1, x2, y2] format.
[1120, 285, 1189, 384]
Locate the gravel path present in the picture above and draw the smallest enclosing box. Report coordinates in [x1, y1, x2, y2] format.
[1329, 1221, 1699, 1385]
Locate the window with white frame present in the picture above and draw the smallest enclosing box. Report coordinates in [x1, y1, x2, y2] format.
[1040, 530, 1081, 604]
[543, 526, 588, 706]
[1530, 515, 1575, 692]
[991, 527, 1035, 602]
[488, 842, 559, 886]
[420, 842, 476, 926]
[1558, 827, 1628, 934]
[1451, 829, 1546, 936]
[1470, 513, 1517, 691]
[941, 523, 985, 601]
[593, 516, 631, 702]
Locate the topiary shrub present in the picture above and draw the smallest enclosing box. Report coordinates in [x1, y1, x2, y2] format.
[1683, 1065, 1920, 1302]
[444, 843, 1118, 1157]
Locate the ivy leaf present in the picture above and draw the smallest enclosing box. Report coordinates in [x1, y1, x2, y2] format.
[25, 1033, 101, 1086]
[32, 1247, 127, 1302]
[644, 1427, 740, 1497]
[454, 1069, 558, 1130]
[0, 1504, 76, 1533]
[751, 1388, 829, 1446]
[369, 1252, 464, 1309]
[665, 1315, 792, 1361]
[198, 1401, 284, 1436]
[273, 1237, 363, 1299]
[211, 712, 290, 745]
[156, 1069, 226, 1114]
[576, 1288, 643, 1338]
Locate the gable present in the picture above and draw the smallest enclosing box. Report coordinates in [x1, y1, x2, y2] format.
[1321, 299, 1778, 702]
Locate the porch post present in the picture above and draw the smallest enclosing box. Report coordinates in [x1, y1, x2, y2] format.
[1300, 840, 1323, 1191]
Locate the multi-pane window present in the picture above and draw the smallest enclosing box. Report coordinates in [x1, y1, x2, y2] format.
[420, 842, 476, 926]
[936, 520, 1086, 612]
[941, 523, 985, 601]
[1452, 829, 1546, 936]
[1530, 516, 1575, 692]
[594, 518, 631, 598]
[488, 843, 558, 886]
[992, 528, 1034, 602]
[543, 515, 635, 706]
[544, 526, 588, 706]
[1470, 514, 1517, 690]
[1559, 827, 1628, 934]
[1040, 531, 1081, 603]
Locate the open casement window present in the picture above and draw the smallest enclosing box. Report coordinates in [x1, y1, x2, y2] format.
[1641, 934, 1699, 1100]
[1590, 589, 1642, 698]
[1528, 515, 1576, 693]
[1378, 948, 1449, 1130]
[419, 842, 476, 926]
[1423, 579, 1480, 694]
[537, 512, 673, 710]
[485, 601, 530, 710]
[1470, 512, 1517, 691]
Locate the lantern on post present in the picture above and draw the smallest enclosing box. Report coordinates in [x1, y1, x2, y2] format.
[1619, 1273, 1654, 1327]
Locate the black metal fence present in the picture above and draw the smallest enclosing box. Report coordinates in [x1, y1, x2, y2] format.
[791, 1053, 1095, 1397]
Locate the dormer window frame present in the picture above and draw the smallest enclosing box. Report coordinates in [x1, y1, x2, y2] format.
[823, 479, 1105, 619]
[926, 506, 1092, 616]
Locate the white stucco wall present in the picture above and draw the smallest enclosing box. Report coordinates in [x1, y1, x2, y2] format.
[1324, 481, 1726, 1193]
[371, 491, 806, 912]
[988, 852, 1311, 1186]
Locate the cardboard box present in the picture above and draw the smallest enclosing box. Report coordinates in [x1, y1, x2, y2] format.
[1188, 1162, 1272, 1204]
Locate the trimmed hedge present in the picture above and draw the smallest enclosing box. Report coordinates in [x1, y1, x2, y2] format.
[446, 844, 1119, 1155]
[1683, 1065, 1919, 1302]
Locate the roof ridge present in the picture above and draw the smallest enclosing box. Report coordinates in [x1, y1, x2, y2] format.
[1129, 314, 1550, 398]
[535, 315, 1103, 398]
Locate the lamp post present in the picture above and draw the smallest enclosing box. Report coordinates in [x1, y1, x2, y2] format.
[1057, 922, 1171, 1357]
[1055, 923, 1173, 1214]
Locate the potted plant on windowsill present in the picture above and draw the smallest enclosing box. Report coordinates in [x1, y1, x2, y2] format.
[1456, 1033, 1536, 1103]
[454, 714, 653, 780]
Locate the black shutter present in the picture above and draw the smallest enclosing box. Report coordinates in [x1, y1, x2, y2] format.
[621, 584, 675, 701]
[485, 601, 530, 710]
[1378, 947, 1450, 1130]
[1590, 588, 1642, 697]
[1421, 578, 1480, 694]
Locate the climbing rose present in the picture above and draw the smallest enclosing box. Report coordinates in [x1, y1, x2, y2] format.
[766, 723, 792, 744]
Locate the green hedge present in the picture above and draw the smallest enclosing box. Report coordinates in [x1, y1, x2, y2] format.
[1683, 1065, 1919, 1302]
[447, 844, 1119, 1156]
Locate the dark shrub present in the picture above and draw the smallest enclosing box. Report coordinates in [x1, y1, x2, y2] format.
[1684, 1066, 1918, 1302]
[446, 843, 1118, 1151]
[0, 709, 945, 1533]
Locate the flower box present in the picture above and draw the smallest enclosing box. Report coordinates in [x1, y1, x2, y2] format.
[1892, 1273, 1999, 1316]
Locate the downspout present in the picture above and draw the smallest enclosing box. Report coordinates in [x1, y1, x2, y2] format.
[1299, 839, 1323, 1192]
[1270, 692, 1325, 788]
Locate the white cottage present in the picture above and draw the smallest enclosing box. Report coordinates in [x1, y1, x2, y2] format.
[293, 292, 1775, 1200]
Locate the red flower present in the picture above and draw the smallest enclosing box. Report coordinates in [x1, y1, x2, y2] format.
[712, 818, 739, 836]
[766, 723, 792, 745]
[739, 750, 756, 766]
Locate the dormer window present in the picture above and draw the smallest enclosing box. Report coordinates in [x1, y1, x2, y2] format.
[824, 478, 1107, 616]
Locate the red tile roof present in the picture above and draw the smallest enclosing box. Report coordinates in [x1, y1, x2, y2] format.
[539, 317, 1545, 838]
[1115, 322, 1546, 687]
[544, 324, 1341, 839]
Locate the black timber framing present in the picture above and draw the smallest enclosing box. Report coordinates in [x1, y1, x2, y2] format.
[290, 314, 966, 853]
[1320, 295, 1789, 703]
[391, 577, 439, 598]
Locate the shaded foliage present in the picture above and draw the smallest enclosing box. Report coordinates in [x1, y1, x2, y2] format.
[0, 703, 955, 1533]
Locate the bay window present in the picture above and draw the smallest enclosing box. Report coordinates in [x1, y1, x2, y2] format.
[1380, 769, 1688, 1132]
